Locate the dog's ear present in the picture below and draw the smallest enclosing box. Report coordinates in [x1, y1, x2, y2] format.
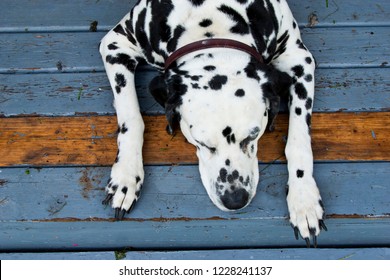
[165, 74, 188, 134]
[263, 68, 293, 131]
[149, 73, 187, 135]
[149, 74, 168, 108]
[269, 68, 293, 98]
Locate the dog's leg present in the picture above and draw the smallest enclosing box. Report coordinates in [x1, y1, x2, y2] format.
[100, 17, 144, 220]
[272, 31, 326, 247]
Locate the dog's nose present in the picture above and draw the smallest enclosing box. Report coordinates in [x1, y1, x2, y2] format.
[221, 189, 249, 210]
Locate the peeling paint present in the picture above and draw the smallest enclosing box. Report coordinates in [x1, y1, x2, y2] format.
[79, 168, 103, 199]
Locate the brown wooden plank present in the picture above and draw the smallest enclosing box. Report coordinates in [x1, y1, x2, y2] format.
[0, 112, 389, 167]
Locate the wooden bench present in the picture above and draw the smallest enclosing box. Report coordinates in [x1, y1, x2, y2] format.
[0, 0, 389, 260]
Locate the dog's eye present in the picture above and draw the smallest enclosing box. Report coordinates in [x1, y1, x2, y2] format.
[195, 140, 217, 154]
[239, 127, 260, 153]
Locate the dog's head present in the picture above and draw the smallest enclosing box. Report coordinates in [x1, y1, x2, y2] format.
[150, 52, 291, 211]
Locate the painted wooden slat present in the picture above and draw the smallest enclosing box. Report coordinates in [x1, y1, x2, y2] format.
[0, 0, 389, 33]
[0, 163, 389, 250]
[1, 248, 389, 260]
[1, 163, 389, 221]
[1, 68, 389, 117]
[0, 113, 389, 167]
[0, 27, 389, 74]
[122, 248, 390, 260]
[0, 214, 388, 251]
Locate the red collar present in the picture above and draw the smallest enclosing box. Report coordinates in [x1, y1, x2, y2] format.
[165, 38, 264, 71]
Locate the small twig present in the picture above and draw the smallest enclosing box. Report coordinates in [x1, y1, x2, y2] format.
[323, 0, 340, 21]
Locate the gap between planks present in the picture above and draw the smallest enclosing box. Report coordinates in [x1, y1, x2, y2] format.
[0, 112, 389, 167]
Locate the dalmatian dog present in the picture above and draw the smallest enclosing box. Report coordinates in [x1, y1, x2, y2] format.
[100, 0, 327, 246]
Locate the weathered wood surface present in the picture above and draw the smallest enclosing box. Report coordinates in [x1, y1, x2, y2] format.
[1, 68, 390, 117]
[1, 248, 390, 260]
[1, 27, 389, 74]
[1, 0, 389, 32]
[0, 0, 389, 256]
[0, 163, 389, 250]
[0, 112, 389, 167]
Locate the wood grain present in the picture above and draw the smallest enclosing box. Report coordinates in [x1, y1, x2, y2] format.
[1, 27, 389, 74]
[1, 112, 389, 167]
[1, 68, 389, 117]
[1, 0, 389, 32]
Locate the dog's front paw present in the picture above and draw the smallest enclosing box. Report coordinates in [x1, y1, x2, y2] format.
[102, 163, 144, 220]
[287, 176, 327, 247]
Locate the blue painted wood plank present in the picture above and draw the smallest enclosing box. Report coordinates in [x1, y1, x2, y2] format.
[123, 248, 390, 260]
[0, 0, 389, 32]
[0, 27, 389, 74]
[1, 248, 389, 260]
[0, 218, 388, 251]
[0, 163, 389, 220]
[0, 163, 389, 250]
[1, 68, 389, 117]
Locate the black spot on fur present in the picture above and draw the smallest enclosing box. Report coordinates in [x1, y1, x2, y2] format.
[305, 97, 313, 110]
[135, 176, 141, 183]
[209, 75, 228, 90]
[297, 169, 304, 178]
[293, 21, 297, 29]
[222, 126, 236, 144]
[306, 113, 312, 133]
[115, 73, 126, 94]
[115, 73, 126, 88]
[113, 24, 126, 36]
[219, 168, 228, 183]
[199, 19, 213, 27]
[296, 39, 307, 50]
[291, 65, 304, 78]
[189, 0, 205, 6]
[235, 89, 245, 97]
[295, 82, 308, 99]
[106, 53, 137, 73]
[134, 8, 155, 64]
[305, 74, 313, 82]
[222, 126, 232, 137]
[218, 4, 249, 34]
[204, 32, 214, 37]
[149, 1, 174, 58]
[225, 159, 230, 166]
[273, 30, 289, 60]
[305, 57, 313, 64]
[190, 75, 201, 81]
[204, 65, 216, 71]
[191, 83, 200, 89]
[295, 107, 302, 115]
[113, 24, 137, 45]
[121, 187, 128, 194]
[167, 25, 185, 52]
[244, 62, 260, 81]
[120, 123, 128, 134]
[108, 43, 118, 50]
